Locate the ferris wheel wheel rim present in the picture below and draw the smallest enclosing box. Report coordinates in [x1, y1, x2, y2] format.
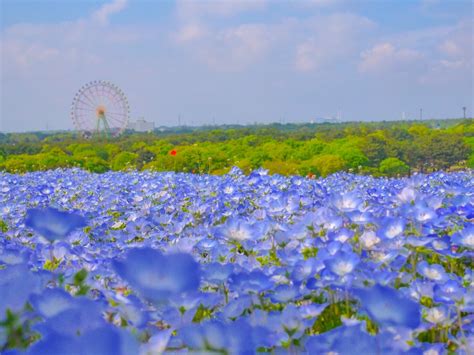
[70, 80, 130, 135]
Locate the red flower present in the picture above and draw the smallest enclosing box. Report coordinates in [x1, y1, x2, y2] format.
[170, 149, 177, 156]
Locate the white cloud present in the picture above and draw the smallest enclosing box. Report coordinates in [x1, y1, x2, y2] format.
[92, 0, 128, 26]
[174, 23, 209, 42]
[1, 40, 60, 70]
[1, 1, 472, 131]
[210, 24, 272, 68]
[172, 12, 375, 72]
[176, 0, 267, 20]
[294, 13, 376, 72]
[175, 23, 274, 71]
[0, 0, 142, 76]
[358, 43, 423, 73]
[437, 21, 472, 68]
[439, 59, 465, 69]
[299, 0, 341, 7]
[438, 40, 462, 57]
[363, 19, 473, 82]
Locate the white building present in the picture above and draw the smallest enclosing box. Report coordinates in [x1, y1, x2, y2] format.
[127, 118, 155, 132]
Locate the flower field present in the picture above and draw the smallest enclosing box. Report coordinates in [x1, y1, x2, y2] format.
[0, 168, 473, 354]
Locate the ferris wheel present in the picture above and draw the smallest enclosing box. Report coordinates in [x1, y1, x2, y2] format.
[71, 80, 130, 138]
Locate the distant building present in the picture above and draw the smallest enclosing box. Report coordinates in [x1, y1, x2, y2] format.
[127, 118, 155, 132]
[311, 117, 340, 124]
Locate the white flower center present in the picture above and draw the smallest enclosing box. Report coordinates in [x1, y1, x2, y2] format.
[386, 224, 402, 238]
[464, 234, 474, 247]
[425, 308, 446, 324]
[333, 261, 354, 276]
[424, 268, 442, 280]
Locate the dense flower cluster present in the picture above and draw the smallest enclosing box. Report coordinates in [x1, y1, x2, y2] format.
[0, 168, 473, 354]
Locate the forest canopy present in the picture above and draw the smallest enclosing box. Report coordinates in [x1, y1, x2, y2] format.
[0, 119, 472, 177]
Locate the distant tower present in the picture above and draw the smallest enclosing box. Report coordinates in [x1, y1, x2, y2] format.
[420, 108, 423, 120]
[463, 106, 466, 119]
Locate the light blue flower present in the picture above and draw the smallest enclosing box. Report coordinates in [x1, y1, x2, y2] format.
[0, 264, 42, 316]
[305, 324, 377, 354]
[417, 261, 449, 282]
[452, 225, 474, 249]
[325, 251, 360, 277]
[25, 207, 86, 241]
[112, 248, 200, 303]
[354, 284, 421, 328]
[27, 325, 138, 355]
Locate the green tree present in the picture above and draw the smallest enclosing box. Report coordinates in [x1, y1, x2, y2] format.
[307, 154, 346, 177]
[379, 158, 410, 176]
[427, 133, 471, 170]
[360, 132, 391, 167]
[111, 152, 138, 171]
[83, 157, 109, 173]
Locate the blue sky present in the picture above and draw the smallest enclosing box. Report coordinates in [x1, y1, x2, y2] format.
[1, 0, 472, 132]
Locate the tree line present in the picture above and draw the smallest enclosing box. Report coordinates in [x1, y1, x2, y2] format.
[0, 119, 472, 177]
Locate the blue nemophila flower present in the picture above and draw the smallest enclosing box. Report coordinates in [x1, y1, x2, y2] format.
[305, 324, 377, 355]
[0, 264, 42, 316]
[25, 207, 87, 241]
[291, 258, 323, 283]
[112, 248, 200, 303]
[229, 270, 273, 293]
[413, 204, 437, 223]
[115, 295, 149, 328]
[269, 284, 298, 303]
[325, 251, 360, 277]
[279, 304, 307, 339]
[27, 325, 138, 355]
[38, 184, 54, 195]
[214, 218, 256, 242]
[397, 187, 418, 203]
[433, 279, 465, 304]
[202, 262, 233, 285]
[180, 319, 256, 354]
[332, 191, 363, 212]
[329, 228, 354, 243]
[359, 230, 381, 250]
[378, 217, 405, 239]
[29, 288, 76, 318]
[221, 295, 253, 320]
[140, 329, 172, 354]
[0, 247, 28, 265]
[417, 261, 449, 282]
[354, 284, 421, 328]
[0, 169, 473, 353]
[423, 305, 450, 325]
[452, 225, 474, 249]
[34, 297, 106, 337]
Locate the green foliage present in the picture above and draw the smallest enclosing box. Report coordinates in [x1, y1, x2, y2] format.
[468, 154, 474, 169]
[379, 157, 410, 176]
[0, 219, 8, 233]
[72, 268, 91, 296]
[310, 301, 355, 334]
[192, 304, 214, 323]
[0, 119, 472, 176]
[311, 154, 347, 177]
[111, 151, 138, 171]
[0, 309, 39, 351]
[82, 157, 109, 173]
[43, 257, 61, 271]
